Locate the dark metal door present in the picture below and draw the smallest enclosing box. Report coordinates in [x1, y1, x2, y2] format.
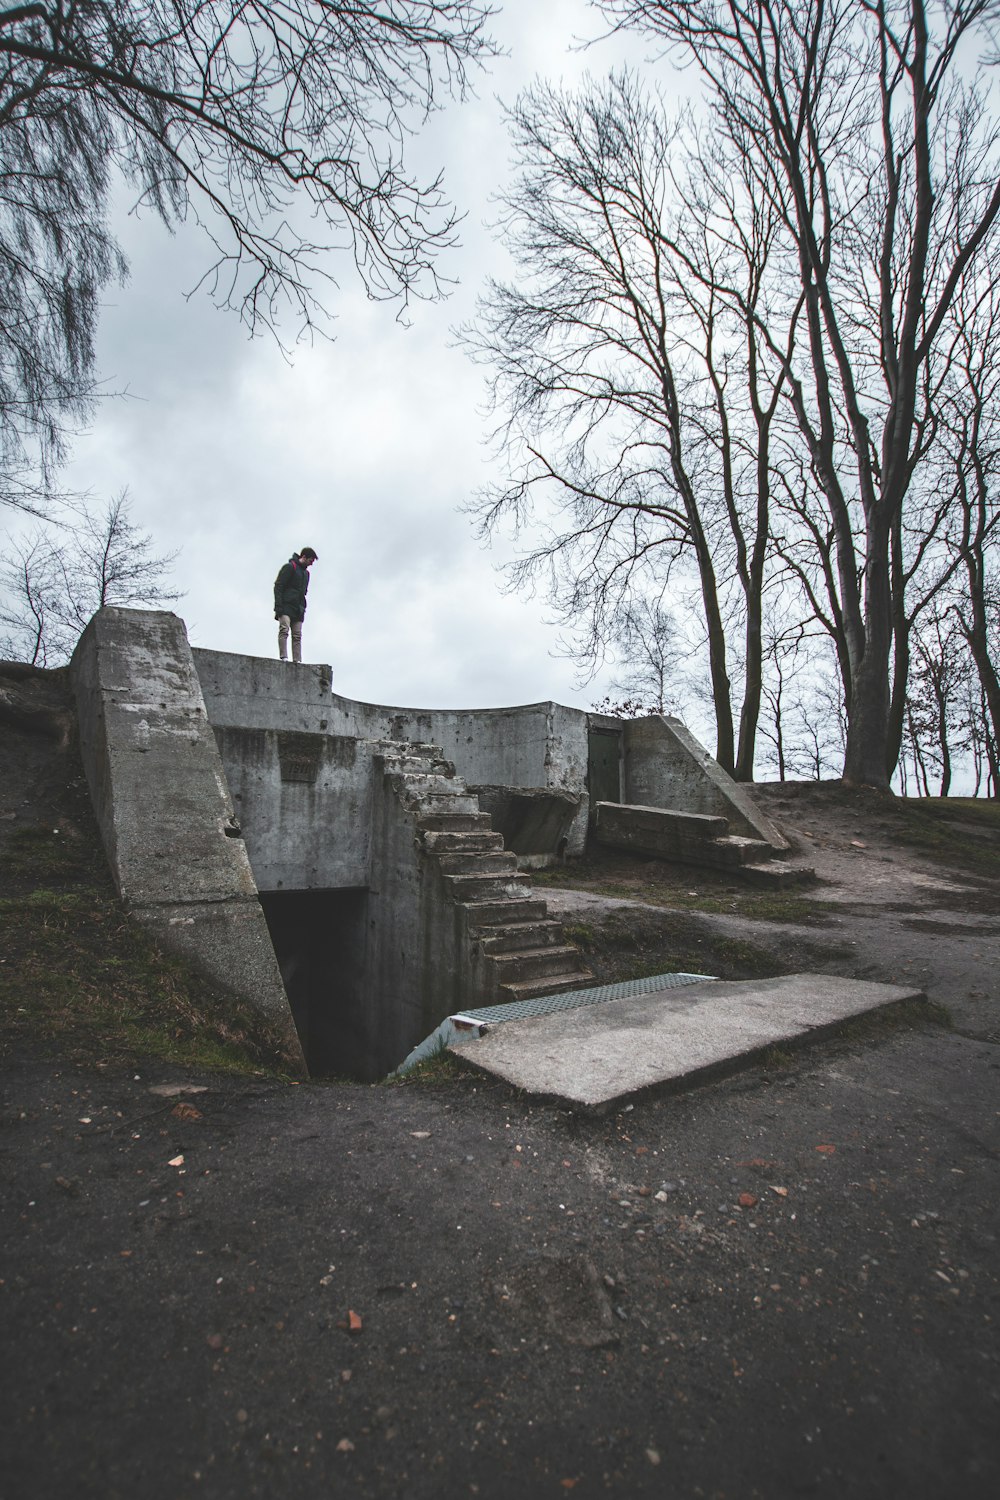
[588, 728, 622, 804]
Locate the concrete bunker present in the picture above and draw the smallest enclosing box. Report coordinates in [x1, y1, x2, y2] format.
[69, 607, 792, 1079]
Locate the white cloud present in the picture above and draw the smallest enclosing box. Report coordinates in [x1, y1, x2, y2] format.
[50, 0, 658, 713]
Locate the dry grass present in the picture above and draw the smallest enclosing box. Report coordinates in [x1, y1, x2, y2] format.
[1, 818, 287, 1075]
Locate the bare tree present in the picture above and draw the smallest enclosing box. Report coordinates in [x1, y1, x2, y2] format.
[0, 491, 181, 661]
[964, 679, 999, 795]
[0, 2, 496, 505]
[938, 278, 1000, 771]
[0, 529, 59, 663]
[906, 605, 967, 796]
[604, 595, 686, 715]
[757, 615, 812, 782]
[600, 0, 1000, 789]
[756, 612, 846, 781]
[465, 73, 791, 777]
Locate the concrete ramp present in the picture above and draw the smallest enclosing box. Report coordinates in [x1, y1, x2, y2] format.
[449, 974, 924, 1111]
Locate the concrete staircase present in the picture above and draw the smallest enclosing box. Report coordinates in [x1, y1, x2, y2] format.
[377, 743, 593, 1004]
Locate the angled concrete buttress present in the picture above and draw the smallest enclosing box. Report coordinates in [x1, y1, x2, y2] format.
[69, 609, 306, 1074]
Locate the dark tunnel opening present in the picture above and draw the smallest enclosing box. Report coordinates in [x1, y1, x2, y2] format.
[258, 888, 375, 1080]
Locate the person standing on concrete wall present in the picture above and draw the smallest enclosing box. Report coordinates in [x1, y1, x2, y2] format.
[273, 548, 318, 663]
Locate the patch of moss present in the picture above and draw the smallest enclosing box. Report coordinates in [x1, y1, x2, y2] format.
[905, 796, 1000, 828]
[0, 728, 303, 1074]
[890, 797, 1000, 877]
[5, 823, 105, 887]
[758, 1045, 797, 1070]
[391, 1051, 462, 1086]
[1, 862, 286, 1076]
[535, 856, 832, 926]
[568, 907, 788, 987]
[835, 995, 953, 1038]
[562, 921, 600, 950]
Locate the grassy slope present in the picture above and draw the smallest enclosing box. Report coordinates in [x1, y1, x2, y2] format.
[1, 746, 289, 1075]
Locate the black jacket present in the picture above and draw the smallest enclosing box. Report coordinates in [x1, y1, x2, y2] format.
[274, 555, 311, 621]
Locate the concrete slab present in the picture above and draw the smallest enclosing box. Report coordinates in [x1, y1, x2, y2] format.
[448, 973, 925, 1110]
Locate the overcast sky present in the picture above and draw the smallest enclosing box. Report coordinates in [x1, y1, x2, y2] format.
[50, 1, 675, 715]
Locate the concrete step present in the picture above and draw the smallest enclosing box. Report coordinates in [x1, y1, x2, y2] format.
[380, 755, 453, 776]
[490, 946, 591, 983]
[412, 794, 482, 818]
[444, 871, 533, 903]
[463, 898, 550, 927]
[373, 740, 444, 758]
[418, 812, 492, 834]
[436, 850, 519, 877]
[477, 920, 567, 953]
[739, 860, 815, 889]
[498, 970, 596, 1004]
[709, 835, 775, 867]
[421, 829, 505, 855]
[389, 772, 462, 799]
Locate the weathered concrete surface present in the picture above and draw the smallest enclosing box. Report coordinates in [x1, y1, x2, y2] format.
[450, 974, 924, 1110]
[334, 696, 593, 858]
[192, 649, 793, 876]
[72, 618, 804, 1080]
[193, 649, 334, 734]
[472, 784, 582, 867]
[595, 800, 731, 861]
[70, 610, 306, 1073]
[212, 723, 372, 890]
[624, 716, 790, 851]
[358, 749, 590, 1080]
[188, 644, 596, 1077]
[194, 651, 594, 859]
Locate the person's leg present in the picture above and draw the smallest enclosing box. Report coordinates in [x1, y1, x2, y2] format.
[278, 614, 291, 660]
[291, 619, 303, 663]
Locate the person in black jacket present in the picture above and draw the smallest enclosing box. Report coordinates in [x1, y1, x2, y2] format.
[273, 547, 318, 662]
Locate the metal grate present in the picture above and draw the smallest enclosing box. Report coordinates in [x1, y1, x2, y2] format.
[453, 970, 716, 1027]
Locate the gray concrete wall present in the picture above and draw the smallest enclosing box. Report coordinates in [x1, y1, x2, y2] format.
[192, 651, 593, 860]
[472, 786, 582, 868]
[358, 768, 472, 1079]
[331, 694, 589, 792]
[330, 696, 591, 857]
[195, 650, 371, 889]
[70, 610, 306, 1073]
[624, 716, 789, 851]
[194, 649, 334, 734]
[68, 616, 787, 1081]
[595, 801, 753, 869]
[211, 725, 372, 891]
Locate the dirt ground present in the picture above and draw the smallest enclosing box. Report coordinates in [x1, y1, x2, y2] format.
[2, 687, 999, 1500]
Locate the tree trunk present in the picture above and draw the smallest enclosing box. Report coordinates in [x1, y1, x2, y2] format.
[673, 443, 735, 775]
[735, 589, 762, 782]
[734, 445, 770, 783]
[885, 514, 909, 778]
[936, 689, 952, 798]
[704, 585, 735, 775]
[959, 586, 1000, 769]
[842, 524, 894, 789]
